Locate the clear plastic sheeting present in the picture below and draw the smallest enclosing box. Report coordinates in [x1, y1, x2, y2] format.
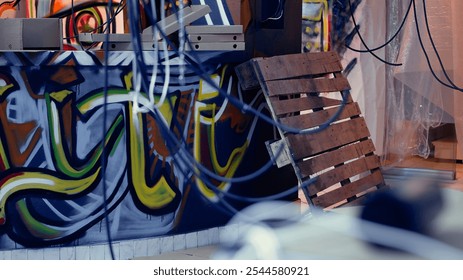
[384, 0, 458, 165]
[337, 0, 387, 156]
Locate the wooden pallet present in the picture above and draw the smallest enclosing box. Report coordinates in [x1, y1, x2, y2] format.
[236, 51, 386, 209]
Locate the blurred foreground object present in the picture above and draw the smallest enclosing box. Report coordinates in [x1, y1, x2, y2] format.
[214, 185, 463, 259]
[361, 178, 444, 235]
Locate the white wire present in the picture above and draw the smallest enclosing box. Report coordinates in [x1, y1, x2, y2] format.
[154, 0, 171, 109]
[148, 0, 160, 105]
[178, 0, 186, 86]
[131, 42, 146, 115]
[265, 0, 284, 21]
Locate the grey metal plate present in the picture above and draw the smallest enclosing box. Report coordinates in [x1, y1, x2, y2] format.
[185, 25, 243, 34]
[186, 42, 245, 51]
[188, 34, 244, 43]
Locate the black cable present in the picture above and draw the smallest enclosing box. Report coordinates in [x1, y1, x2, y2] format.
[122, 0, 349, 196]
[412, 0, 462, 92]
[346, 0, 403, 66]
[347, 0, 412, 53]
[122, 0, 341, 207]
[421, 0, 462, 91]
[102, 0, 116, 261]
[123, 1, 300, 202]
[127, 23, 346, 185]
[62, 1, 126, 41]
[102, 0, 126, 34]
[142, 4, 351, 136]
[71, 0, 78, 46]
[82, 0, 126, 51]
[261, 0, 285, 22]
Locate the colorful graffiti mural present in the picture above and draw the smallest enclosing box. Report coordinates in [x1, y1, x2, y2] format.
[0, 0, 298, 250]
[0, 49, 294, 249]
[301, 0, 363, 76]
[302, 0, 331, 52]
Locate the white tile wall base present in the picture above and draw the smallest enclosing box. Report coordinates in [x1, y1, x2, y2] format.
[173, 234, 186, 251]
[0, 224, 241, 260]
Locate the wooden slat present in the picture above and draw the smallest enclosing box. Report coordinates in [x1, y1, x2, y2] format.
[255, 52, 343, 81]
[297, 139, 376, 177]
[287, 117, 371, 160]
[280, 102, 361, 130]
[265, 77, 351, 96]
[307, 155, 381, 195]
[271, 96, 344, 116]
[339, 194, 370, 208]
[312, 170, 384, 208]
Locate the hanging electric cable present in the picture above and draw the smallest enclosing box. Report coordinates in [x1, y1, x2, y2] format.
[346, 0, 412, 53]
[346, 0, 402, 66]
[411, 0, 463, 92]
[101, 0, 116, 261]
[119, 0, 348, 209]
[421, 0, 462, 91]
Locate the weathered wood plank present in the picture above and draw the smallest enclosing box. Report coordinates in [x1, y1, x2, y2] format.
[280, 102, 361, 130]
[265, 77, 351, 96]
[235, 60, 261, 90]
[339, 194, 370, 208]
[256, 51, 343, 81]
[271, 96, 344, 116]
[287, 117, 371, 160]
[307, 155, 381, 195]
[312, 170, 384, 208]
[297, 139, 376, 177]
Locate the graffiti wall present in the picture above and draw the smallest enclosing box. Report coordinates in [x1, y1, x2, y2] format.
[0, 1, 296, 250]
[302, 0, 363, 75]
[302, 0, 331, 53]
[0, 49, 295, 249]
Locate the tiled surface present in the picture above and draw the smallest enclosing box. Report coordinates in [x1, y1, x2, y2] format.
[90, 245, 105, 260]
[59, 247, 76, 260]
[173, 234, 186, 251]
[160, 236, 174, 254]
[11, 249, 27, 260]
[75, 246, 90, 260]
[135, 245, 218, 260]
[27, 249, 44, 260]
[0, 226, 228, 260]
[147, 238, 161, 257]
[197, 230, 209, 247]
[134, 239, 149, 258]
[185, 232, 198, 249]
[0, 250, 12, 260]
[106, 243, 120, 260]
[43, 248, 60, 260]
[208, 227, 219, 244]
[119, 241, 135, 260]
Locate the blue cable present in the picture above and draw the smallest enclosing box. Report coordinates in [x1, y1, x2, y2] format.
[102, 0, 116, 261]
[140, 3, 351, 135]
[121, 0, 339, 204]
[124, 0, 348, 189]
